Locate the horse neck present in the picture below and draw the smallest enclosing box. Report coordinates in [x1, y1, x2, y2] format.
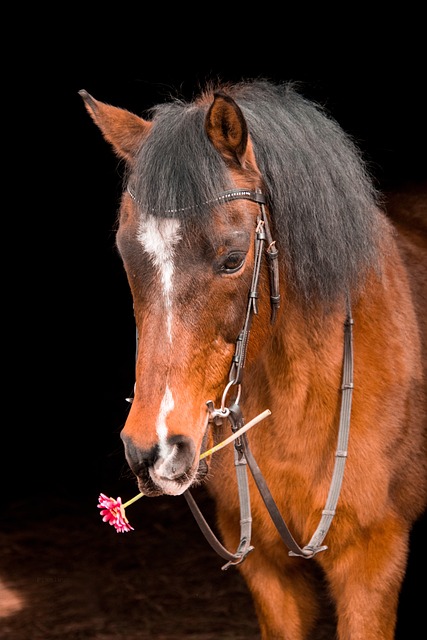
[244, 296, 349, 421]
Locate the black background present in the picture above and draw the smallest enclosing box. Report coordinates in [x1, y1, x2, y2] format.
[15, 42, 426, 497]
[4, 23, 426, 637]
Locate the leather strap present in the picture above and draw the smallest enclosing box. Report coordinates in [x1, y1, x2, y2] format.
[243, 306, 354, 558]
[228, 188, 281, 386]
[184, 189, 354, 563]
[184, 404, 254, 570]
[187, 306, 354, 564]
[184, 490, 254, 569]
[289, 306, 354, 556]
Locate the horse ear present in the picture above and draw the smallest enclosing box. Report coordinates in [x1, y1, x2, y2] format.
[79, 90, 151, 163]
[205, 92, 253, 167]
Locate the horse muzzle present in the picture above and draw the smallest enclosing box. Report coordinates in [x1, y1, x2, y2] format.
[121, 432, 209, 496]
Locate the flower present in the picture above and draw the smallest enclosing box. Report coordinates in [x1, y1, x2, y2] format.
[97, 493, 136, 533]
[98, 409, 271, 532]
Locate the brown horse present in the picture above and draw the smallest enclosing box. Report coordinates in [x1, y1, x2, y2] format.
[80, 80, 426, 639]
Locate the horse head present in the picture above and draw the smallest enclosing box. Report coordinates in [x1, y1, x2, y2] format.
[80, 89, 277, 497]
[80, 76, 427, 638]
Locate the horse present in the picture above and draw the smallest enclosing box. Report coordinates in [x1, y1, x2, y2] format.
[80, 79, 427, 639]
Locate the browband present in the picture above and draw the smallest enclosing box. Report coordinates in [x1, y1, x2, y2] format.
[215, 189, 267, 205]
[126, 185, 267, 212]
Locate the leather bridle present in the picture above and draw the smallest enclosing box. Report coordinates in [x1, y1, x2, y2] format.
[127, 185, 354, 570]
[182, 188, 354, 569]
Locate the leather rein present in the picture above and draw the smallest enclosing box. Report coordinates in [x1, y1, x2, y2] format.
[182, 188, 354, 570]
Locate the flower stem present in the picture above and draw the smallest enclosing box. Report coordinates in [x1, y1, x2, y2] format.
[122, 408, 271, 509]
[199, 409, 271, 459]
[123, 493, 145, 508]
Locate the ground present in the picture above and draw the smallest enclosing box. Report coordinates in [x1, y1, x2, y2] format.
[1, 484, 425, 639]
[1, 488, 261, 640]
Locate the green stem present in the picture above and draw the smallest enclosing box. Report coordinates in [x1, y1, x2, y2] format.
[123, 493, 144, 509]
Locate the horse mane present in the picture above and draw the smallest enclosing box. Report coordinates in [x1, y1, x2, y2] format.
[129, 79, 387, 306]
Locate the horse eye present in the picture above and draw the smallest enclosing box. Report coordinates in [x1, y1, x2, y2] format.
[220, 252, 246, 274]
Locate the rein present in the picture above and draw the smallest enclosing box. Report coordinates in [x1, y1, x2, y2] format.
[183, 188, 354, 568]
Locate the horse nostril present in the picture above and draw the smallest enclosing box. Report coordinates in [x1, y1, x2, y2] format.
[155, 435, 197, 480]
[120, 433, 197, 481]
[120, 434, 157, 476]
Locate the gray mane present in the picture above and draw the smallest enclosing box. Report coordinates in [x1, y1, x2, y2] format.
[129, 79, 385, 306]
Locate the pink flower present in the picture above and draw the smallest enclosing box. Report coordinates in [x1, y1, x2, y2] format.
[97, 409, 271, 532]
[97, 493, 134, 533]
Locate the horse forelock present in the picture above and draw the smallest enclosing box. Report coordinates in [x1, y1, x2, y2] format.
[130, 100, 232, 221]
[128, 79, 385, 308]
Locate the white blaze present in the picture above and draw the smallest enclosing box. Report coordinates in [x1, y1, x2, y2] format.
[156, 384, 175, 458]
[137, 215, 181, 444]
[137, 215, 181, 342]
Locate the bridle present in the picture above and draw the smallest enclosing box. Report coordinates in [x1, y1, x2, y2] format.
[127, 186, 354, 570]
[181, 188, 354, 569]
